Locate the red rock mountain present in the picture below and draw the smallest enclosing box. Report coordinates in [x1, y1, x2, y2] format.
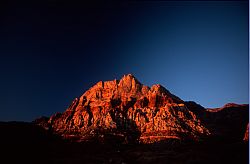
[36, 74, 248, 144]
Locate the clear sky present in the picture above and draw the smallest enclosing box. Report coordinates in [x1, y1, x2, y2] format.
[0, 0, 248, 121]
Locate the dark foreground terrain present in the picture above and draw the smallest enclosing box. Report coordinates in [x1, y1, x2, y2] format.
[0, 122, 248, 164]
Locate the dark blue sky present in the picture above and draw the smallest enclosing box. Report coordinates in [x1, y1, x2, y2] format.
[0, 0, 248, 121]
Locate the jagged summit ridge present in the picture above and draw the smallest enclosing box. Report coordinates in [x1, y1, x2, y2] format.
[41, 74, 211, 143]
[81, 74, 183, 107]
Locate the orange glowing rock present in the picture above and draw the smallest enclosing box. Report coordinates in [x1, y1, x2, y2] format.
[35, 74, 248, 144]
[39, 74, 210, 143]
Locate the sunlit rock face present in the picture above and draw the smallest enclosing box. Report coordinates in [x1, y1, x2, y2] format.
[243, 124, 249, 141]
[38, 74, 211, 143]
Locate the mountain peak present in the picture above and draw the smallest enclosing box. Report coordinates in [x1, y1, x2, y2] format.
[119, 73, 140, 84]
[122, 73, 136, 79]
[40, 74, 212, 143]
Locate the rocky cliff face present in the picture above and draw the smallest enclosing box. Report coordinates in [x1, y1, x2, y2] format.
[36, 74, 248, 144]
[37, 74, 210, 143]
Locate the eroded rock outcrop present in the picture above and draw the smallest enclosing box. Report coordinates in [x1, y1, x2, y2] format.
[37, 74, 211, 143]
